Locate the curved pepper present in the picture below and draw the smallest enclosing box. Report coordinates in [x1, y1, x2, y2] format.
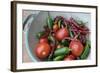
[54, 47, 71, 57]
[80, 40, 90, 59]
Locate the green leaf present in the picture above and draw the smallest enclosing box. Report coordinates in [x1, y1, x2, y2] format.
[36, 31, 45, 39]
[47, 15, 53, 29]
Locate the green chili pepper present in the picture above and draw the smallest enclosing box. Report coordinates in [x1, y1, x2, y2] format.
[36, 31, 45, 39]
[61, 40, 69, 46]
[48, 35, 55, 43]
[53, 55, 65, 61]
[80, 40, 91, 59]
[69, 30, 74, 38]
[54, 47, 71, 57]
[47, 15, 53, 29]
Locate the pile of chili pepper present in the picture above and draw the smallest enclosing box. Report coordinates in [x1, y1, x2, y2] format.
[34, 15, 91, 61]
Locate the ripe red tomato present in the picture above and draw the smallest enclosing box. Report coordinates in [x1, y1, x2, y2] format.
[53, 24, 59, 32]
[64, 54, 75, 60]
[35, 43, 51, 59]
[69, 40, 84, 57]
[39, 38, 48, 43]
[55, 28, 69, 41]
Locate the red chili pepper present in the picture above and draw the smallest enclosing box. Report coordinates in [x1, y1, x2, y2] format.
[79, 30, 90, 34]
[70, 18, 89, 31]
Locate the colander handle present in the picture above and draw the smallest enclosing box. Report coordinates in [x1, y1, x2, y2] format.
[23, 14, 35, 31]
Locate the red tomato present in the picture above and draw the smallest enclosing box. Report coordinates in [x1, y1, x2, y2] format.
[39, 38, 48, 43]
[69, 40, 84, 57]
[35, 43, 51, 59]
[53, 24, 59, 32]
[64, 54, 75, 60]
[55, 28, 69, 41]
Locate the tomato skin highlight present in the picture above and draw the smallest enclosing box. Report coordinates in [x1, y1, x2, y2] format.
[39, 38, 48, 43]
[64, 54, 75, 60]
[55, 28, 69, 41]
[69, 40, 84, 57]
[35, 43, 51, 59]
